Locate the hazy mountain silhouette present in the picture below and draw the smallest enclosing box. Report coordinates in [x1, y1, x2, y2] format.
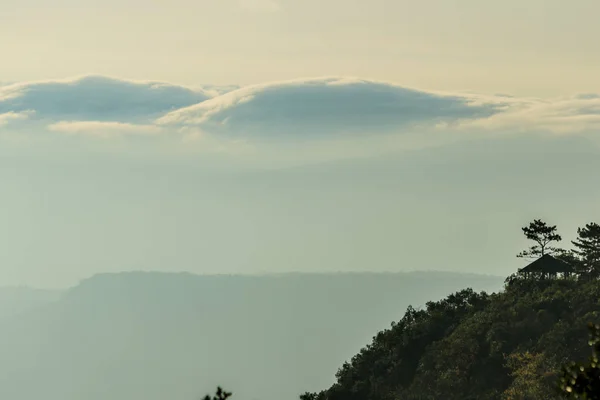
[0, 271, 502, 400]
[0, 287, 61, 319]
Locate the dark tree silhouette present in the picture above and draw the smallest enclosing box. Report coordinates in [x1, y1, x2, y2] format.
[203, 387, 232, 400]
[572, 223, 600, 277]
[560, 323, 600, 399]
[554, 249, 582, 270]
[517, 219, 563, 260]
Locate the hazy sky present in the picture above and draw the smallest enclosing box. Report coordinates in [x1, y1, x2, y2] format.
[2, 0, 600, 96]
[2, 0, 600, 288]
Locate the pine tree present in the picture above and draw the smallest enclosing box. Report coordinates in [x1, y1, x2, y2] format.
[572, 222, 600, 277]
[203, 387, 232, 400]
[517, 219, 563, 260]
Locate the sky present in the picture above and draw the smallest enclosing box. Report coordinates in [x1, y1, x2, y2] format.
[1, 0, 600, 288]
[2, 0, 600, 96]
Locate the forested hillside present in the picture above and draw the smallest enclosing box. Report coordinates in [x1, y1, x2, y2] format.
[300, 219, 600, 400]
[300, 278, 600, 399]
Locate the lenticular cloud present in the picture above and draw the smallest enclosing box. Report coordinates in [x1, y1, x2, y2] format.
[1, 75, 600, 138]
[0, 75, 213, 123]
[156, 77, 506, 136]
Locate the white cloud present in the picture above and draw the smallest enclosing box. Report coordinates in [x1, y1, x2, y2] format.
[156, 77, 504, 137]
[1, 75, 599, 143]
[0, 110, 34, 127]
[156, 77, 600, 137]
[47, 121, 163, 137]
[462, 95, 600, 134]
[0, 75, 214, 123]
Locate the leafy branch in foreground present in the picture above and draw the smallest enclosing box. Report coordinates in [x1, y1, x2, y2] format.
[560, 323, 600, 399]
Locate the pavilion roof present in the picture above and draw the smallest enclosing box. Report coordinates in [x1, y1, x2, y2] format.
[519, 254, 574, 274]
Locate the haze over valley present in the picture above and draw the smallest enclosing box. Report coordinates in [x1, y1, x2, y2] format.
[3, 0, 600, 398]
[0, 272, 502, 400]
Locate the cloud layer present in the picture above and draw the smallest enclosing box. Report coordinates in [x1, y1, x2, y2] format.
[0, 111, 32, 127]
[157, 77, 505, 137]
[1, 75, 599, 140]
[465, 95, 600, 133]
[47, 121, 163, 137]
[0, 75, 212, 123]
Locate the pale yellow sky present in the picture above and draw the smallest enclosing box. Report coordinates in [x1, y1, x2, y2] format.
[2, 0, 599, 97]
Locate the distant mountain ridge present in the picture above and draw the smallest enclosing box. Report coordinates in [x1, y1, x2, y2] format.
[0, 286, 61, 319]
[0, 271, 503, 400]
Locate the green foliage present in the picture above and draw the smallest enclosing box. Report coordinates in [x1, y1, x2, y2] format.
[517, 219, 563, 260]
[560, 323, 600, 399]
[502, 351, 558, 400]
[303, 279, 600, 400]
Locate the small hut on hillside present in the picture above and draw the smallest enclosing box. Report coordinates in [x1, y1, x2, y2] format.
[518, 254, 574, 279]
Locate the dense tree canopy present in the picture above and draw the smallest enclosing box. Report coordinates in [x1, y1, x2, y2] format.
[301, 278, 600, 399]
